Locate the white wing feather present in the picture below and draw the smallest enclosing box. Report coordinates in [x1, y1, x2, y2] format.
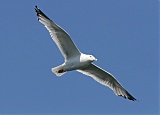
[35, 6, 81, 60]
[77, 64, 136, 101]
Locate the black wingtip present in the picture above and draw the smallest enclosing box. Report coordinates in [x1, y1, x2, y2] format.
[34, 6, 51, 20]
[128, 97, 137, 101]
[126, 91, 137, 101]
[118, 91, 137, 101]
[35, 6, 39, 12]
[34, 5, 39, 13]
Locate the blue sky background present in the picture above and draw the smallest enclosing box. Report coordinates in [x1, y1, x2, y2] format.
[0, 0, 159, 114]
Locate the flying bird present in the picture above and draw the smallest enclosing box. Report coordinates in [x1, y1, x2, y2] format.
[35, 6, 136, 101]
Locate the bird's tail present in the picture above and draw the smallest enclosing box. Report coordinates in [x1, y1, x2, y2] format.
[51, 64, 66, 76]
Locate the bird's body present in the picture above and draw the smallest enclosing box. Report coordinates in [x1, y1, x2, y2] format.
[35, 6, 136, 101]
[53, 53, 96, 76]
[64, 53, 96, 71]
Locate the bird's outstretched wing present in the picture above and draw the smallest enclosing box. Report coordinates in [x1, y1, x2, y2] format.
[77, 64, 136, 101]
[35, 6, 81, 60]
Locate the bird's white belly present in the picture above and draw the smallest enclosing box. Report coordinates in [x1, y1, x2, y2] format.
[63, 59, 90, 71]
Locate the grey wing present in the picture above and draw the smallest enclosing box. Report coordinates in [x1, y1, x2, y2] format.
[35, 6, 81, 60]
[77, 64, 136, 101]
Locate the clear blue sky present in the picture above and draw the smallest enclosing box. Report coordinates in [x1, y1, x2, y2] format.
[0, 0, 159, 114]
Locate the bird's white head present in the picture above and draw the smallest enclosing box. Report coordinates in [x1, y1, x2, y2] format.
[88, 55, 97, 62]
[80, 53, 97, 63]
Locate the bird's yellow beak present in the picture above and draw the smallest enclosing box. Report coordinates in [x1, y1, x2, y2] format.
[94, 58, 97, 61]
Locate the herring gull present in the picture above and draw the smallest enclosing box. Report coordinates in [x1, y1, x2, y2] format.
[35, 6, 136, 101]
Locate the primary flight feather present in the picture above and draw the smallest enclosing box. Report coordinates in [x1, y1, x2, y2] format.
[35, 6, 136, 101]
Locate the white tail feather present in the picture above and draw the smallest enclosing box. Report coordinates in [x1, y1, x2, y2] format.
[51, 64, 66, 76]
